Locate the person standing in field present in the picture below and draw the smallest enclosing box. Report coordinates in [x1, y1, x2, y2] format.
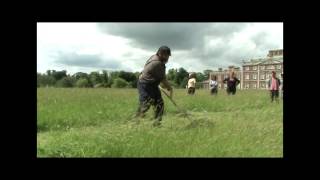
[268, 71, 281, 103]
[280, 73, 283, 100]
[135, 46, 173, 127]
[187, 73, 196, 95]
[209, 75, 218, 95]
[223, 72, 240, 95]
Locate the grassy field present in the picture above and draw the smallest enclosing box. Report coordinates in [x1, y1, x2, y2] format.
[37, 88, 283, 157]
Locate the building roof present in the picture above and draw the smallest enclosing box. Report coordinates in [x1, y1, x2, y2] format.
[243, 56, 283, 66]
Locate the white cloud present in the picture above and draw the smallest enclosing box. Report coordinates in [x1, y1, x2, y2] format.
[37, 22, 283, 75]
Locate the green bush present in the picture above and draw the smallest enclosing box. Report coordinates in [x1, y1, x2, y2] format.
[56, 77, 73, 87]
[76, 78, 89, 88]
[94, 83, 104, 88]
[111, 78, 128, 88]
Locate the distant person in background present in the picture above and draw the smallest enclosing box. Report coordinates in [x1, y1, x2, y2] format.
[280, 73, 283, 100]
[187, 73, 196, 95]
[209, 75, 218, 95]
[223, 72, 240, 95]
[268, 71, 281, 103]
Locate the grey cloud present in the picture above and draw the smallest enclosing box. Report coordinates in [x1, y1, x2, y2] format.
[97, 23, 248, 52]
[97, 23, 252, 71]
[252, 32, 279, 51]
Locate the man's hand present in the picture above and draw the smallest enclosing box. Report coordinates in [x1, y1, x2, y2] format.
[160, 79, 173, 98]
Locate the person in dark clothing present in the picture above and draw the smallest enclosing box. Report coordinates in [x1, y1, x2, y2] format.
[135, 46, 173, 127]
[223, 72, 240, 95]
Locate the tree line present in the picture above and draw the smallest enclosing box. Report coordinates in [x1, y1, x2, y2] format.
[37, 68, 214, 88]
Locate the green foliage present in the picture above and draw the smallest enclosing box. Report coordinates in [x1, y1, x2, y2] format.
[167, 68, 177, 81]
[76, 78, 90, 88]
[195, 72, 206, 82]
[56, 76, 74, 87]
[180, 77, 188, 88]
[111, 78, 128, 88]
[52, 70, 67, 81]
[174, 68, 189, 86]
[37, 73, 56, 87]
[203, 69, 213, 80]
[89, 72, 102, 86]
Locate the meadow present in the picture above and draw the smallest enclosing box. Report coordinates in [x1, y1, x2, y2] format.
[37, 88, 283, 157]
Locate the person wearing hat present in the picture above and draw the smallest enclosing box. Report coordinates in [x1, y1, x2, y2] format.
[135, 46, 173, 127]
[267, 71, 281, 103]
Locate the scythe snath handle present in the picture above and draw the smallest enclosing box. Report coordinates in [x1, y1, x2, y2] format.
[159, 86, 177, 106]
[159, 86, 193, 121]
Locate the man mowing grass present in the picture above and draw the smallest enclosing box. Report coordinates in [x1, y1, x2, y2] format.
[135, 46, 173, 127]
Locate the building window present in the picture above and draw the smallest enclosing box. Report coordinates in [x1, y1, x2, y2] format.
[245, 83, 249, 89]
[253, 66, 257, 70]
[245, 66, 249, 71]
[260, 66, 265, 70]
[253, 83, 257, 89]
[267, 65, 274, 70]
[277, 65, 282, 69]
[266, 73, 271, 79]
[260, 83, 265, 88]
[245, 74, 249, 80]
[253, 74, 257, 80]
[260, 74, 265, 80]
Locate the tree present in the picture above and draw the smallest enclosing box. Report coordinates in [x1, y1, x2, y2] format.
[89, 71, 102, 87]
[118, 71, 137, 88]
[108, 71, 119, 86]
[56, 76, 74, 87]
[110, 71, 120, 79]
[131, 72, 141, 88]
[100, 70, 109, 87]
[46, 70, 52, 76]
[76, 78, 89, 88]
[174, 67, 189, 86]
[167, 68, 177, 81]
[52, 70, 67, 81]
[112, 78, 128, 88]
[203, 69, 213, 80]
[195, 72, 206, 82]
[73, 72, 89, 80]
[180, 77, 189, 88]
[37, 73, 56, 87]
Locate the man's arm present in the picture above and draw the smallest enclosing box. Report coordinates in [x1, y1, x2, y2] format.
[160, 78, 172, 91]
[236, 78, 240, 85]
[223, 78, 227, 83]
[160, 78, 173, 97]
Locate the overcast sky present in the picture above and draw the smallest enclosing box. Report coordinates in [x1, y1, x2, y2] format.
[37, 22, 283, 75]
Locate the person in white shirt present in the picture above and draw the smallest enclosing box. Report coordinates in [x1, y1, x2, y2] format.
[209, 75, 218, 95]
[279, 73, 283, 99]
[187, 73, 196, 95]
